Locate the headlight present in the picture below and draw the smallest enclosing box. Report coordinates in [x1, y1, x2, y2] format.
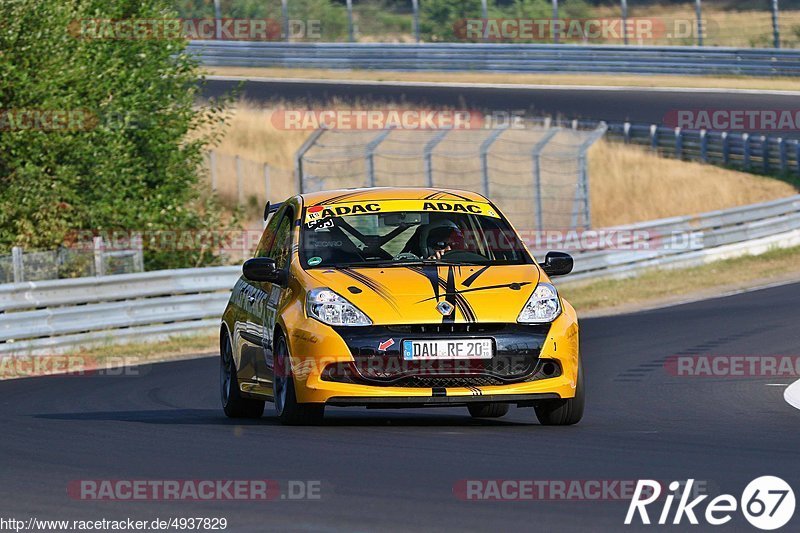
[306, 288, 372, 326]
[517, 283, 561, 323]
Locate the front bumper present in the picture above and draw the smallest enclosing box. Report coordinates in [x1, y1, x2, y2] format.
[282, 301, 580, 405]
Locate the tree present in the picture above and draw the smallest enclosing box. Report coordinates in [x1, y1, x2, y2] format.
[0, 0, 229, 270]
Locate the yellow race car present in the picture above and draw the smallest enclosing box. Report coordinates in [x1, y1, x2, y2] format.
[220, 187, 582, 425]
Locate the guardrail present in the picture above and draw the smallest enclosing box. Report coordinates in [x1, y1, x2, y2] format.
[543, 195, 800, 285]
[0, 267, 240, 355]
[2, 195, 799, 355]
[605, 122, 800, 176]
[189, 41, 800, 77]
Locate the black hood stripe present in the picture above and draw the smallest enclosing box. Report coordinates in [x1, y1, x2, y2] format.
[462, 265, 490, 287]
[406, 265, 477, 323]
[339, 268, 400, 312]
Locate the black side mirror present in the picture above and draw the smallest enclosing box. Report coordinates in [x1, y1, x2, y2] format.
[539, 251, 573, 277]
[243, 257, 287, 285]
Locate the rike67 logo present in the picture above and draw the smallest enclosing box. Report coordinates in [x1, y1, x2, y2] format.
[626, 477, 795, 530]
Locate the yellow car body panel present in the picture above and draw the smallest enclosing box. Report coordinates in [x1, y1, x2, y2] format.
[223, 187, 581, 412]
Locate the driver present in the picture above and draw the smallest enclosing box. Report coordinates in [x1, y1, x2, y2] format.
[425, 224, 465, 260]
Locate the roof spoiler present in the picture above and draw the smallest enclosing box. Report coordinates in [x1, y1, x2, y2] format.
[263, 201, 283, 221]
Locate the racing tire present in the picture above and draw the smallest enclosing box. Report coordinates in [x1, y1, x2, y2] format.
[273, 334, 325, 426]
[467, 403, 510, 418]
[221, 333, 265, 419]
[534, 360, 585, 426]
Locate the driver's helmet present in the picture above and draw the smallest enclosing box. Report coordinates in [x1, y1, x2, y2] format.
[420, 219, 465, 257]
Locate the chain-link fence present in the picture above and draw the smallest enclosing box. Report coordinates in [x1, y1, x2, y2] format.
[0, 239, 144, 284]
[178, 0, 800, 49]
[204, 152, 295, 215]
[295, 122, 606, 231]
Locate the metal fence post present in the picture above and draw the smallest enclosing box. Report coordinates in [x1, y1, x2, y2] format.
[532, 129, 560, 231]
[11, 246, 23, 283]
[795, 140, 800, 176]
[365, 128, 393, 188]
[650, 124, 658, 150]
[552, 0, 559, 44]
[479, 126, 508, 196]
[571, 123, 608, 230]
[772, 0, 781, 49]
[346, 0, 354, 42]
[213, 0, 222, 40]
[722, 132, 729, 164]
[674, 127, 683, 159]
[700, 129, 708, 162]
[235, 155, 244, 206]
[743, 133, 751, 170]
[294, 127, 326, 194]
[779, 137, 788, 173]
[282, 0, 289, 42]
[623, 121, 631, 143]
[695, 0, 703, 46]
[424, 129, 450, 187]
[93, 237, 105, 277]
[209, 151, 217, 192]
[132, 233, 144, 273]
[621, 0, 628, 45]
[411, 0, 420, 43]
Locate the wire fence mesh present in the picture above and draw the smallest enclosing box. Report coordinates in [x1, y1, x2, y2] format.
[0, 245, 143, 284]
[297, 123, 606, 231]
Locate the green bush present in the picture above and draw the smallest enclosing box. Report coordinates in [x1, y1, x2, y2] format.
[0, 0, 230, 270]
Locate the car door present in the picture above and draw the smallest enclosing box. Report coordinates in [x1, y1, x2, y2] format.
[253, 205, 295, 389]
[236, 206, 286, 383]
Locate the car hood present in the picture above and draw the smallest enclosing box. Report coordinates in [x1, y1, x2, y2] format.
[304, 264, 542, 325]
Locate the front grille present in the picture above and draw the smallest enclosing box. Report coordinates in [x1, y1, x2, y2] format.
[321, 359, 562, 387]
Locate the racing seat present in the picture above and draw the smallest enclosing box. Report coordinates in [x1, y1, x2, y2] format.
[305, 227, 364, 265]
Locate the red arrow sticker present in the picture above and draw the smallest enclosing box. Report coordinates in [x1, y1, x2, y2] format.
[378, 339, 395, 351]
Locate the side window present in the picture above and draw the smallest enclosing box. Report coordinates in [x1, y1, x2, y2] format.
[254, 206, 286, 258]
[266, 209, 294, 270]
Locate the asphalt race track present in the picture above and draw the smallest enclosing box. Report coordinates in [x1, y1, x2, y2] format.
[1, 282, 799, 532]
[202, 77, 800, 126]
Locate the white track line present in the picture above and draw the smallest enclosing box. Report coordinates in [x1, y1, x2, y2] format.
[785, 379, 800, 411]
[205, 75, 800, 97]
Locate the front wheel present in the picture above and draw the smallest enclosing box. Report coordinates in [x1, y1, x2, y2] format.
[220, 334, 264, 419]
[534, 359, 585, 426]
[273, 334, 324, 426]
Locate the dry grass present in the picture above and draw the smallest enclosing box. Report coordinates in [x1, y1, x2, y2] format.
[588, 140, 797, 227]
[207, 67, 800, 92]
[592, 4, 800, 48]
[205, 101, 797, 227]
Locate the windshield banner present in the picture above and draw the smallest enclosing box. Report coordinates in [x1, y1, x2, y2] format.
[304, 199, 500, 223]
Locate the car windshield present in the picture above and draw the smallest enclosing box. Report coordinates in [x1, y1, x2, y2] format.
[300, 200, 532, 268]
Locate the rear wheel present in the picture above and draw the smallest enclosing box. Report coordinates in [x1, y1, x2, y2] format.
[467, 403, 510, 418]
[273, 334, 324, 426]
[220, 333, 264, 419]
[534, 360, 584, 426]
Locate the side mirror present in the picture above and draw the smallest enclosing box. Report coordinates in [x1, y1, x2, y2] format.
[539, 251, 573, 277]
[242, 257, 287, 285]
